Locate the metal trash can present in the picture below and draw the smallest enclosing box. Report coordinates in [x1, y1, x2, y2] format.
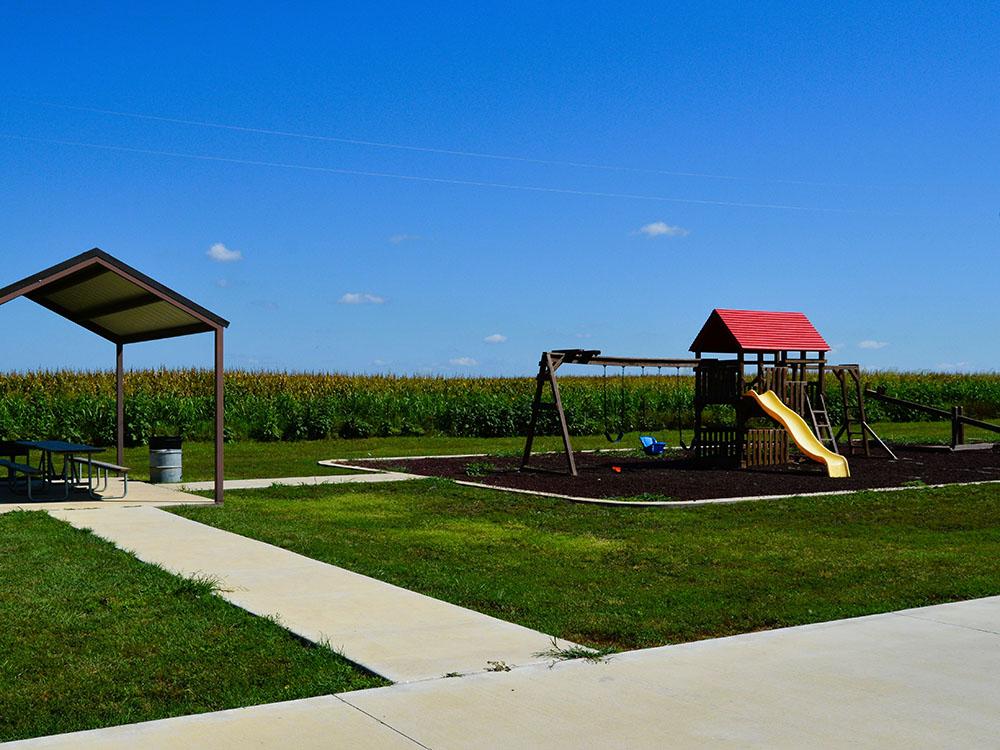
[149, 435, 183, 483]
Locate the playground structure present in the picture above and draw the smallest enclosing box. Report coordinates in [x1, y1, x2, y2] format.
[522, 309, 899, 478]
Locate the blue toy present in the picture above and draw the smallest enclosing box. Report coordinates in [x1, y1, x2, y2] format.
[639, 435, 667, 456]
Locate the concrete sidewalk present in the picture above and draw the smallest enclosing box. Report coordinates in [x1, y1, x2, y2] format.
[10, 596, 1000, 748]
[0, 479, 212, 514]
[48, 505, 570, 683]
[3, 696, 420, 749]
[343, 596, 1000, 748]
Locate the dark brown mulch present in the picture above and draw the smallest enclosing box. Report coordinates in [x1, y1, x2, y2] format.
[359, 447, 1000, 501]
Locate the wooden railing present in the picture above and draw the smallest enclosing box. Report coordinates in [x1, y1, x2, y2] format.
[696, 429, 740, 462]
[865, 388, 1000, 448]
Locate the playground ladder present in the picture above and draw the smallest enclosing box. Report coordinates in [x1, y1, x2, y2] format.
[832, 365, 897, 460]
[806, 391, 839, 453]
[839, 403, 872, 454]
[834, 366, 869, 455]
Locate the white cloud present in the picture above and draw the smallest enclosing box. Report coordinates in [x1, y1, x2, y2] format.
[215, 278, 230, 288]
[389, 233, 420, 244]
[449, 357, 477, 367]
[635, 221, 690, 238]
[484, 333, 507, 344]
[207, 242, 243, 262]
[338, 293, 386, 305]
[858, 340, 889, 350]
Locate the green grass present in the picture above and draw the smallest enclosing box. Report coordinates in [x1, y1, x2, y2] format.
[0, 511, 386, 743]
[119, 441, 361, 482]
[113, 420, 996, 482]
[114, 433, 648, 482]
[173, 479, 1000, 652]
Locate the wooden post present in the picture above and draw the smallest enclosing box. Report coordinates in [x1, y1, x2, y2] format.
[951, 406, 964, 448]
[521, 364, 546, 469]
[547, 353, 577, 476]
[214, 328, 225, 504]
[855, 368, 871, 456]
[735, 352, 746, 465]
[115, 343, 124, 466]
[520, 352, 577, 476]
[693, 362, 702, 456]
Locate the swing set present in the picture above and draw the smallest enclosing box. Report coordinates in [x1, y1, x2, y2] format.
[601, 363, 691, 454]
[521, 349, 699, 476]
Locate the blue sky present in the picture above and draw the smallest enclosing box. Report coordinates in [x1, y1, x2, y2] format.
[1, 2, 997, 374]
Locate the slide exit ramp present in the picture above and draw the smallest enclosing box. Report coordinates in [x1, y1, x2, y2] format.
[745, 390, 850, 478]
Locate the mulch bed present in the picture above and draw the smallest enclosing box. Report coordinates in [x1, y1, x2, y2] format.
[355, 447, 1000, 501]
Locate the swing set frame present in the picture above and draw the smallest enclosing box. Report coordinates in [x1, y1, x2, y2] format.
[521, 349, 699, 476]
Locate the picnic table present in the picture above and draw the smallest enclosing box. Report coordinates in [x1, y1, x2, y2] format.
[16, 440, 105, 499]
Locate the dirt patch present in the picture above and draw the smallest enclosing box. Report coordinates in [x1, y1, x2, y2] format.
[355, 447, 1000, 501]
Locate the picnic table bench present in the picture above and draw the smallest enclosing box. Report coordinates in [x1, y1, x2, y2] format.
[0, 457, 41, 500]
[68, 456, 131, 498]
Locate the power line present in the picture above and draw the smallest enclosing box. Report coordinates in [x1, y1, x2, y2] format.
[0, 132, 872, 213]
[23, 98, 875, 189]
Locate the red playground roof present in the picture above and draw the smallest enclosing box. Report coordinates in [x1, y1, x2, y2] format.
[690, 309, 831, 353]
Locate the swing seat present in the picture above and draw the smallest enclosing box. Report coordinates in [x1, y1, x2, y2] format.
[639, 435, 667, 456]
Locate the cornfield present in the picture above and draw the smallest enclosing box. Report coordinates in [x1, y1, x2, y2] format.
[0, 369, 997, 445]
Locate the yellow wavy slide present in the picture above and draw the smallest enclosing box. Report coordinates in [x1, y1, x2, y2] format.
[744, 390, 850, 478]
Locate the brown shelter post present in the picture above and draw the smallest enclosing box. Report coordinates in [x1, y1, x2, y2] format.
[116, 343, 124, 466]
[214, 328, 225, 504]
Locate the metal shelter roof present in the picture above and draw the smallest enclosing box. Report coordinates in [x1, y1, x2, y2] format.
[0, 248, 229, 344]
[690, 309, 831, 354]
[0, 247, 228, 503]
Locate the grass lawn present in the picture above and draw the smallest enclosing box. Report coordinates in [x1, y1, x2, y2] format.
[174, 479, 1000, 651]
[0, 512, 386, 743]
[119, 441, 361, 482]
[116, 420, 997, 482]
[117, 433, 644, 482]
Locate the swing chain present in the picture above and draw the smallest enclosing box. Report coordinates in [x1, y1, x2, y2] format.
[601, 364, 626, 443]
